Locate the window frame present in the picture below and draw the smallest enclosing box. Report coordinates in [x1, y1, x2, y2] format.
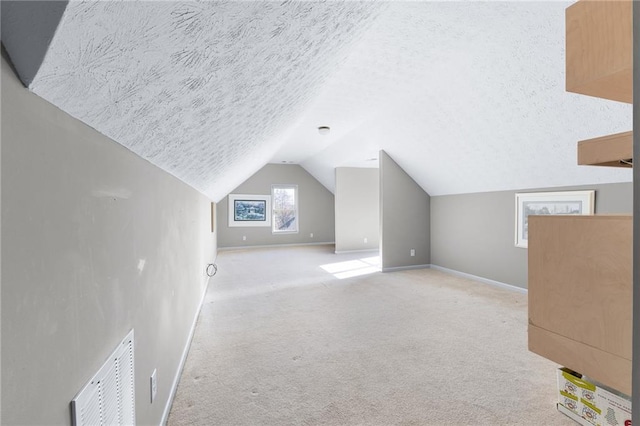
[271, 184, 299, 234]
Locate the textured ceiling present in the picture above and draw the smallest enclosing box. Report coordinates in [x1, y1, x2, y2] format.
[26, 1, 383, 201]
[289, 1, 633, 194]
[15, 1, 634, 199]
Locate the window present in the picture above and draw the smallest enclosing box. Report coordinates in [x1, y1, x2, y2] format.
[272, 185, 298, 233]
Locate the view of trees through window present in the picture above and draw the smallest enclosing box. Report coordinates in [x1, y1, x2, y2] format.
[272, 185, 298, 233]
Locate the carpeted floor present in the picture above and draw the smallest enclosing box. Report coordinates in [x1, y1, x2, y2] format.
[167, 245, 575, 425]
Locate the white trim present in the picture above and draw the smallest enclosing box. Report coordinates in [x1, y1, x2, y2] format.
[218, 242, 335, 251]
[271, 184, 298, 234]
[334, 248, 379, 254]
[382, 264, 431, 272]
[429, 265, 527, 294]
[161, 276, 211, 425]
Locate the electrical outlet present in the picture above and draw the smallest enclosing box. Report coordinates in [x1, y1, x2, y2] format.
[310, 233, 314, 238]
[410, 249, 416, 257]
[150, 369, 157, 403]
[364, 237, 368, 244]
[242, 236, 246, 241]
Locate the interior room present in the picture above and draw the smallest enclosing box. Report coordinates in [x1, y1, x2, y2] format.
[1, 1, 637, 425]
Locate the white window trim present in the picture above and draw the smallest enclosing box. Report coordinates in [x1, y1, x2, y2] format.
[271, 184, 299, 234]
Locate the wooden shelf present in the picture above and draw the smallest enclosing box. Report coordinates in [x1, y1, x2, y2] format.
[577, 131, 633, 168]
[528, 215, 632, 396]
[566, 0, 632, 104]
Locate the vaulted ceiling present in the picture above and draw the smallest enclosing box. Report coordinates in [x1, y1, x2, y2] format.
[2, 1, 632, 201]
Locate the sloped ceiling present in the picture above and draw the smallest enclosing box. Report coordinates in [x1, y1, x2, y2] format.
[284, 1, 633, 194]
[4, 1, 633, 200]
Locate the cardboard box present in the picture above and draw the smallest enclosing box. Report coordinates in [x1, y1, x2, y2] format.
[596, 385, 631, 426]
[556, 368, 632, 426]
[559, 403, 593, 426]
[581, 399, 601, 425]
[557, 368, 595, 416]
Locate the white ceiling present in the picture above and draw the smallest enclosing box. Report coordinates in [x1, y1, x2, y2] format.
[17, 1, 633, 200]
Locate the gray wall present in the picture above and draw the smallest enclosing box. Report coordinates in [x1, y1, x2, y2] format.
[335, 167, 379, 252]
[1, 1, 68, 86]
[217, 164, 335, 248]
[1, 53, 216, 425]
[380, 150, 431, 270]
[0, 50, 3, 425]
[431, 182, 632, 289]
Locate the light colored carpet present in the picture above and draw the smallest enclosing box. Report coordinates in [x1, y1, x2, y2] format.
[167, 245, 574, 426]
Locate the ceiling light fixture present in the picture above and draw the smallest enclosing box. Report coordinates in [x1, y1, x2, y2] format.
[318, 126, 330, 135]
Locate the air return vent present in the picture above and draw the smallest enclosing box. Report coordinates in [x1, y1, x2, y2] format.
[71, 330, 135, 426]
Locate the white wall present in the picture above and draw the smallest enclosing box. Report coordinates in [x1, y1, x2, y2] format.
[335, 167, 379, 253]
[1, 52, 216, 425]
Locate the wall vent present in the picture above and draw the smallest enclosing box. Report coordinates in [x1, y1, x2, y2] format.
[71, 330, 136, 426]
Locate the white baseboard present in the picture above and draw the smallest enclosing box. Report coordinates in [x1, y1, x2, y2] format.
[382, 264, 431, 272]
[218, 242, 335, 251]
[334, 248, 379, 254]
[429, 265, 527, 294]
[161, 276, 212, 425]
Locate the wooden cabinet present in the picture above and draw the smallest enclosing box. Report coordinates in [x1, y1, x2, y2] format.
[528, 215, 632, 395]
[568, 0, 634, 166]
[578, 131, 633, 168]
[527, 0, 634, 399]
[566, 0, 632, 103]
